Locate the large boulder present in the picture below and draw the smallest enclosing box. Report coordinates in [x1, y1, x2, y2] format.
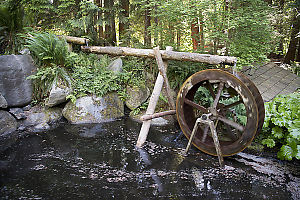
[45, 78, 71, 107]
[107, 58, 123, 73]
[125, 85, 150, 110]
[0, 55, 36, 107]
[23, 106, 63, 131]
[62, 93, 124, 124]
[0, 110, 17, 136]
[0, 92, 8, 108]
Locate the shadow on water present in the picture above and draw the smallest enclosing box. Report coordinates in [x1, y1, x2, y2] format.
[0, 117, 299, 199]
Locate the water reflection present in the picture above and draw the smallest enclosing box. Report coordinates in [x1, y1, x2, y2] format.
[0, 117, 298, 199]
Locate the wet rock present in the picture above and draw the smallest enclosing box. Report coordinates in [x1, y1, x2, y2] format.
[107, 58, 123, 73]
[0, 92, 8, 108]
[45, 78, 71, 107]
[9, 108, 27, 120]
[125, 85, 150, 110]
[23, 106, 63, 131]
[151, 117, 169, 126]
[62, 93, 124, 124]
[0, 55, 36, 107]
[0, 110, 17, 136]
[22, 105, 31, 111]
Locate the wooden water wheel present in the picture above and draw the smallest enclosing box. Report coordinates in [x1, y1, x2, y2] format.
[176, 69, 265, 156]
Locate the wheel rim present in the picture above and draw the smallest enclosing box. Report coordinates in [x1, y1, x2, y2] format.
[176, 69, 259, 156]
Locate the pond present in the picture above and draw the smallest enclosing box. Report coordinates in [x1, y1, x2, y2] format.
[1, 117, 299, 199]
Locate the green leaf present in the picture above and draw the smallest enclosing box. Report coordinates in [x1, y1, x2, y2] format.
[271, 126, 284, 139]
[277, 145, 293, 160]
[288, 121, 300, 140]
[296, 145, 300, 160]
[262, 138, 275, 148]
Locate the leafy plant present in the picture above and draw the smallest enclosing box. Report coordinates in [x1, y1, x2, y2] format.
[26, 32, 72, 101]
[0, 0, 25, 54]
[69, 53, 126, 99]
[28, 65, 71, 101]
[167, 60, 212, 90]
[26, 32, 69, 67]
[261, 92, 300, 160]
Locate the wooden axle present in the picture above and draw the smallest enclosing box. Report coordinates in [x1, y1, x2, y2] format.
[81, 46, 237, 65]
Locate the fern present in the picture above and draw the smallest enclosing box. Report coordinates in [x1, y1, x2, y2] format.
[26, 33, 69, 67]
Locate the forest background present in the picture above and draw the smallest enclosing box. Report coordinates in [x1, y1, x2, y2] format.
[0, 0, 300, 66]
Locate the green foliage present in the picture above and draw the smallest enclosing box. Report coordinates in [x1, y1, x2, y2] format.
[69, 53, 126, 98]
[28, 65, 71, 101]
[261, 92, 300, 160]
[26, 32, 69, 67]
[25, 32, 72, 101]
[122, 57, 147, 87]
[228, 0, 273, 66]
[0, 0, 25, 54]
[167, 60, 211, 90]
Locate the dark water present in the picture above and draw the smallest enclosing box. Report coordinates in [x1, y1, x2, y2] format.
[1, 118, 299, 199]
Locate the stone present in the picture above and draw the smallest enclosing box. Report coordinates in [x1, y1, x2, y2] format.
[62, 93, 124, 124]
[125, 85, 150, 110]
[23, 106, 63, 129]
[0, 110, 17, 136]
[0, 92, 8, 108]
[45, 79, 71, 107]
[22, 105, 31, 111]
[107, 58, 123, 73]
[9, 108, 27, 120]
[0, 55, 36, 107]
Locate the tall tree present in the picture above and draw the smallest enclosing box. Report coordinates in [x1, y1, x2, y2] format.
[284, 9, 300, 63]
[104, 0, 116, 45]
[96, 0, 104, 41]
[144, 0, 151, 47]
[119, 0, 129, 45]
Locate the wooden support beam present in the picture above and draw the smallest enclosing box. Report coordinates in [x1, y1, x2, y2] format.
[140, 110, 176, 121]
[136, 47, 173, 148]
[153, 47, 175, 110]
[81, 46, 237, 65]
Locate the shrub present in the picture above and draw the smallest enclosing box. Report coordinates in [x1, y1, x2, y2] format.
[261, 92, 300, 160]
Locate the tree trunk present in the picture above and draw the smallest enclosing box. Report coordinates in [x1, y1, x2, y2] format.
[177, 28, 181, 50]
[96, 0, 104, 41]
[144, 0, 151, 47]
[296, 39, 300, 62]
[119, 0, 129, 45]
[199, 14, 204, 49]
[191, 18, 199, 50]
[284, 14, 300, 64]
[104, 0, 116, 45]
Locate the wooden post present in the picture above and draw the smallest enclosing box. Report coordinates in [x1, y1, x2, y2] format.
[154, 46, 175, 110]
[136, 47, 172, 148]
[136, 71, 164, 147]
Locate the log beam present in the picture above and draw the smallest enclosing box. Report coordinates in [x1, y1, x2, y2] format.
[81, 46, 237, 65]
[58, 35, 90, 45]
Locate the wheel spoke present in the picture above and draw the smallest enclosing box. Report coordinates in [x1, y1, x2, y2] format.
[205, 81, 216, 99]
[212, 82, 224, 109]
[217, 115, 244, 132]
[184, 98, 208, 113]
[224, 99, 243, 110]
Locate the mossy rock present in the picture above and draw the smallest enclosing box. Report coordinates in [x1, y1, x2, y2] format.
[62, 93, 124, 124]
